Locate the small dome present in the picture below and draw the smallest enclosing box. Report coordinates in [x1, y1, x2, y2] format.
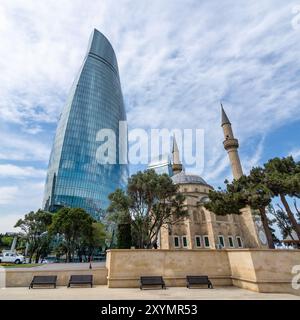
[171, 171, 209, 186]
[199, 196, 210, 203]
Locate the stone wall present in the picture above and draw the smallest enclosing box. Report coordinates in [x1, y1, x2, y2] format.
[228, 250, 300, 296]
[0, 268, 5, 288]
[107, 249, 232, 288]
[2, 249, 300, 296]
[2, 265, 107, 287]
[107, 249, 300, 296]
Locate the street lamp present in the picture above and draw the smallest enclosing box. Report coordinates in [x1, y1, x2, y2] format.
[89, 255, 92, 269]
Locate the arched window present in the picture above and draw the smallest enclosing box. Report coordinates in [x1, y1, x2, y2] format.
[200, 208, 206, 221]
[193, 210, 199, 223]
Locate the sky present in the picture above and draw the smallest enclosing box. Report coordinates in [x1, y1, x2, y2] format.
[0, 0, 300, 233]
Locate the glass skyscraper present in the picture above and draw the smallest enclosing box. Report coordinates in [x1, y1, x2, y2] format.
[43, 29, 128, 219]
[148, 154, 173, 176]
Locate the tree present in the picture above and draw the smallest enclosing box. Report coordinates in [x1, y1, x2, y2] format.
[14, 210, 53, 263]
[0, 234, 13, 250]
[107, 188, 132, 248]
[264, 156, 300, 240]
[84, 222, 107, 258]
[205, 168, 275, 249]
[203, 186, 244, 216]
[108, 170, 188, 249]
[76, 221, 107, 261]
[268, 204, 294, 240]
[49, 207, 94, 262]
[117, 223, 132, 249]
[294, 200, 300, 222]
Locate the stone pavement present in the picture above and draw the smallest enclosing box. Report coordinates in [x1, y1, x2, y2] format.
[0, 286, 299, 300]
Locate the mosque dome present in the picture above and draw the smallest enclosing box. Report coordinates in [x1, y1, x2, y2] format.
[171, 171, 210, 187]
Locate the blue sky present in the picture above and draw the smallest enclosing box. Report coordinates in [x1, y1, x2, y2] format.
[0, 0, 300, 233]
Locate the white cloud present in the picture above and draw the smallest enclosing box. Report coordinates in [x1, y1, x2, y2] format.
[290, 149, 300, 160]
[0, 182, 45, 232]
[0, 0, 109, 125]
[0, 214, 23, 233]
[0, 0, 300, 228]
[0, 131, 50, 162]
[0, 186, 18, 204]
[242, 138, 265, 174]
[0, 164, 46, 179]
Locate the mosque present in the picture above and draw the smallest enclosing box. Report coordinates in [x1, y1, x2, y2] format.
[150, 106, 269, 250]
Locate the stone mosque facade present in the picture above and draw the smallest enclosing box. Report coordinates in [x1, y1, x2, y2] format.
[155, 106, 269, 250]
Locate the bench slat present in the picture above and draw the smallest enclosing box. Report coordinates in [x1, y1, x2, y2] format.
[30, 276, 57, 289]
[186, 275, 213, 289]
[68, 275, 93, 288]
[140, 276, 166, 290]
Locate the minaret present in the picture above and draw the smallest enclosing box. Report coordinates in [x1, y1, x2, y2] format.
[221, 104, 243, 179]
[172, 135, 182, 175]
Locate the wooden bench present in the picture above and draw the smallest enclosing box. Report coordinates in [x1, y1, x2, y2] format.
[29, 275, 57, 289]
[140, 276, 166, 290]
[186, 276, 213, 289]
[68, 275, 93, 288]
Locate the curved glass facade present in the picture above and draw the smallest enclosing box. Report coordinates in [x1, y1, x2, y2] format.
[43, 29, 128, 219]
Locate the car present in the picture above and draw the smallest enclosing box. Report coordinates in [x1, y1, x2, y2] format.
[0, 251, 25, 264]
[40, 258, 48, 264]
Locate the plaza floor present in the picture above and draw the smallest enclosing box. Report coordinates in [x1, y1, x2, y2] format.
[0, 286, 299, 300]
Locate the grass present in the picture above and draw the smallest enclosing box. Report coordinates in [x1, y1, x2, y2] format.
[0, 263, 41, 268]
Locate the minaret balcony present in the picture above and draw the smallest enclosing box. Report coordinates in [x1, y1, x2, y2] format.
[223, 138, 239, 150]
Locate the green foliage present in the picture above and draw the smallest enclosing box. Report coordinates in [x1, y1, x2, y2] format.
[108, 169, 188, 249]
[14, 209, 53, 263]
[107, 189, 131, 224]
[91, 222, 107, 248]
[268, 204, 293, 240]
[205, 167, 275, 248]
[205, 168, 273, 214]
[204, 189, 242, 215]
[117, 223, 132, 249]
[49, 207, 95, 262]
[0, 235, 13, 249]
[0, 263, 41, 268]
[81, 222, 107, 256]
[264, 156, 300, 198]
[263, 156, 300, 239]
[207, 157, 300, 247]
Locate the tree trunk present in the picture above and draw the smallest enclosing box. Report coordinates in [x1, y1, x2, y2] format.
[259, 207, 275, 249]
[280, 194, 300, 240]
[67, 250, 71, 263]
[29, 249, 35, 264]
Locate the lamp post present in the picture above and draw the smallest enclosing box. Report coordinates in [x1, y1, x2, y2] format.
[89, 255, 92, 270]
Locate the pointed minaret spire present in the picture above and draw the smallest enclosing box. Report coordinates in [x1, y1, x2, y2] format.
[172, 135, 182, 175]
[221, 104, 243, 179]
[221, 103, 231, 126]
[172, 134, 179, 155]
